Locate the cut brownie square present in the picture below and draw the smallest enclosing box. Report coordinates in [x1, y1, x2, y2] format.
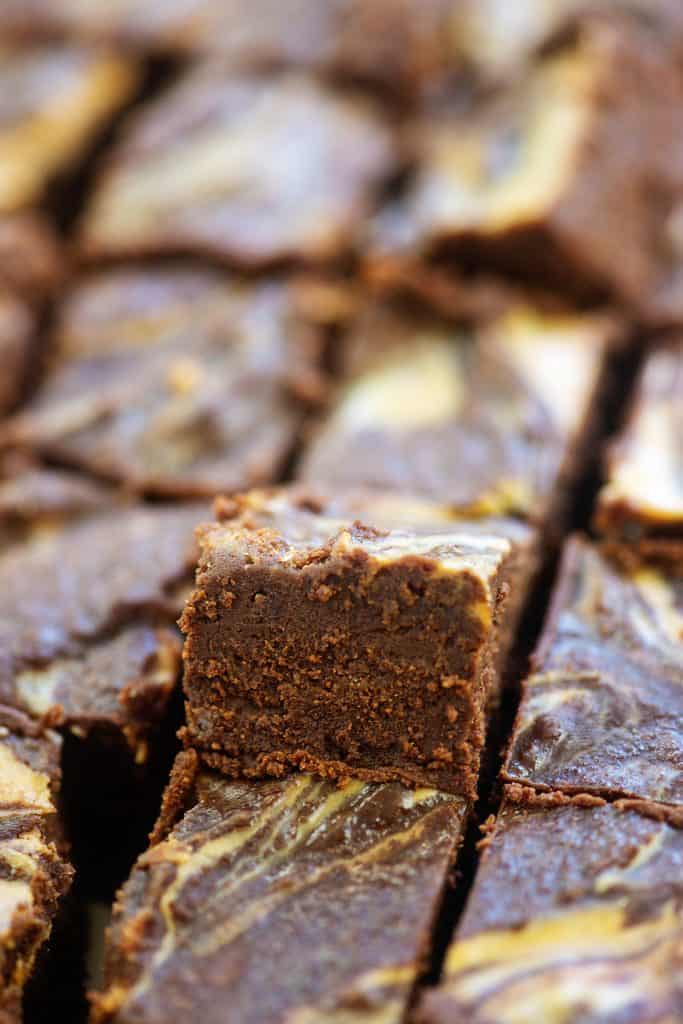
[595, 341, 682, 568]
[0, 0, 456, 95]
[181, 488, 537, 797]
[504, 537, 683, 805]
[297, 299, 615, 529]
[91, 751, 468, 1024]
[0, 43, 138, 215]
[419, 786, 683, 1024]
[0, 268, 326, 497]
[0, 291, 34, 416]
[79, 66, 397, 268]
[0, 705, 73, 1022]
[369, 17, 679, 305]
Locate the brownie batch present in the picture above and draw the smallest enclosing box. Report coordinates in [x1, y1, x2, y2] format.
[0, 2, 680, 1022]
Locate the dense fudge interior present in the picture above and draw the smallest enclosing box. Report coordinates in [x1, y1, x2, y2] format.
[0, 2, 680, 1021]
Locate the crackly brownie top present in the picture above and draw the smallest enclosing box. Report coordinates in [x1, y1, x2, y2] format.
[505, 538, 683, 804]
[596, 342, 683, 538]
[0, 705, 72, 1012]
[0, 0, 457, 93]
[92, 765, 467, 1024]
[198, 487, 535, 607]
[0, 502, 203, 722]
[0, 43, 138, 213]
[421, 788, 683, 1024]
[1, 268, 325, 497]
[80, 67, 397, 267]
[299, 302, 612, 519]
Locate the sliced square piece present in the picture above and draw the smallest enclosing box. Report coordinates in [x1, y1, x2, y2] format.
[0, 268, 326, 497]
[0, 43, 138, 214]
[369, 18, 679, 305]
[182, 488, 537, 796]
[79, 67, 397, 268]
[0, 705, 73, 1022]
[595, 341, 683, 567]
[419, 786, 683, 1024]
[0, 0, 456, 94]
[504, 537, 683, 805]
[91, 752, 468, 1024]
[298, 299, 615, 529]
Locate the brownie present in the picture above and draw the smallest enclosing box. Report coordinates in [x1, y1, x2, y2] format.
[368, 18, 680, 306]
[0, 43, 138, 215]
[0, 214, 60, 299]
[0, 0, 456, 94]
[0, 498, 205, 758]
[419, 786, 683, 1024]
[91, 751, 468, 1024]
[0, 292, 34, 416]
[595, 342, 683, 567]
[0, 461, 114, 542]
[297, 299, 615, 529]
[0, 268, 326, 497]
[0, 704, 73, 1021]
[181, 488, 537, 797]
[504, 537, 683, 805]
[79, 67, 397, 268]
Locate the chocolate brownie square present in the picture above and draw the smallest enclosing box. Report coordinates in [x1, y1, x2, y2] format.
[595, 341, 682, 567]
[0, 268, 326, 497]
[181, 488, 537, 796]
[0, 705, 72, 1022]
[297, 299, 615, 530]
[419, 786, 683, 1024]
[504, 537, 683, 805]
[79, 66, 397, 268]
[91, 752, 468, 1024]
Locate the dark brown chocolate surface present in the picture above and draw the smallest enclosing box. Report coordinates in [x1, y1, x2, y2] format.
[420, 786, 683, 1024]
[92, 756, 468, 1024]
[0, 292, 34, 416]
[595, 341, 683, 566]
[79, 67, 397, 268]
[181, 488, 537, 796]
[0, 501, 204, 757]
[0, 43, 138, 215]
[1, 268, 326, 497]
[0, 0, 456, 94]
[504, 537, 683, 805]
[0, 705, 73, 1021]
[298, 300, 614, 527]
[368, 18, 680, 306]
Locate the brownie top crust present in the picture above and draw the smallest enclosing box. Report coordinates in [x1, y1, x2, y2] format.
[0, 43, 138, 213]
[0, 705, 72, 1019]
[92, 760, 467, 1024]
[596, 341, 683, 549]
[79, 67, 397, 267]
[0, 268, 326, 497]
[420, 787, 683, 1024]
[504, 537, 683, 805]
[299, 301, 614, 521]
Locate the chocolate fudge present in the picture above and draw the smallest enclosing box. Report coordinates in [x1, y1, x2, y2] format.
[91, 752, 468, 1024]
[0, 292, 34, 416]
[0, 43, 138, 215]
[0, 0, 456, 95]
[0, 268, 326, 497]
[419, 786, 683, 1024]
[79, 67, 397, 268]
[0, 499, 204, 758]
[369, 18, 680, 306]
[181, 488, 537, 797]
[298, 299, 615, 529]
[595, 342, 682, 567]
[0, 705, 73, 1022]
[504, 537, 683, 805]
